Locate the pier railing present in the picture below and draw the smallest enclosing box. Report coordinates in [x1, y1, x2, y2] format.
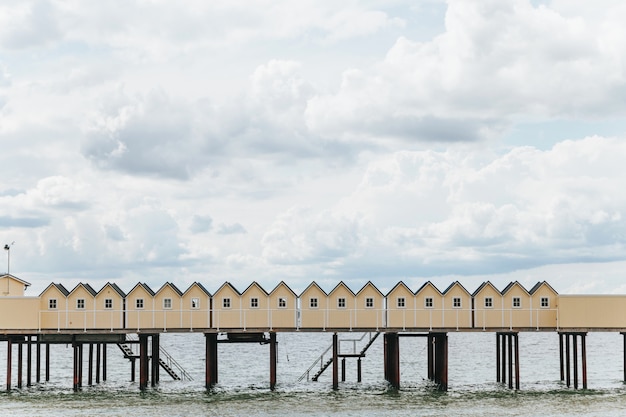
[36, 306, 558, 332]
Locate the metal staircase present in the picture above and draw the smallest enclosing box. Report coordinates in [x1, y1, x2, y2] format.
[298, 332, 380, 382]
[117, 335, 193, 381]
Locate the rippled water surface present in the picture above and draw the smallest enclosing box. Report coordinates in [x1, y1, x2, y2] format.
[1, 332, 626, 416]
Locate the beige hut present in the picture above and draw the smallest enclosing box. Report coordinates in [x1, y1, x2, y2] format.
[0, 274, 38, 330]
[299, 282, 329, 330]
[66, 283, 97, 330]
[241, 282, 270, 330]
[268, 281, 298, 329]
[501, 281, 531, 329]
[94, 282, 126, 330]
[154, 282, 184, 331]
[327, 281, 356, 329]
[181, 282, 211, 330]
[415, 281, 444, 329]
[126, 283, 156, 330]
[529, 281, 558, 329]
[39, 283, 70, 330]
[212, 282, 242, 330]
[472, 281, 504, 330]
[0, 274, 31, 297]
[354, 281, 385, 329]
[386, 281, 417, 330]
[442, 281, 472, 329]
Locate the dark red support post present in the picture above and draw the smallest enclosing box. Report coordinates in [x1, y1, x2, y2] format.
[27, 336, 32, 387]
[507, 333, 513, 389]
[36, 338, 41, 384]
[88, 344, 93, 386]
[332, 333, 339, 390]
[383, 333, 388, 381]
[17, 341, 22, 389]
[95, 343, 101, 384]
[559, 333, 564, 381]
[623, 332, 626, 382]
[581, 333, 587, 389]
[102, 343, 107, 382]
[496, 333, 501, 383]
[501, 333, 507, 384]
[436, 333, 448, 391]
[427, 334, 434, 381]
[45, 343, 50, 382]
[6, 339, 12, 391]
[573, 334, 579, 389]
[72, 342, 79, 392]
[78, 343, 83, 390]
[269, 332, 277, 390]
[514, 333, 520, 390]
[205, 333, 218, 389]
[139, 334, 149, 390]
[565, 333, 571, 387]
[384, 333, 399, 389]
[151, 334, 160, 387]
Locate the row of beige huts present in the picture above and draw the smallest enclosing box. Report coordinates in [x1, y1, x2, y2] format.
[0, 274, 575, 332]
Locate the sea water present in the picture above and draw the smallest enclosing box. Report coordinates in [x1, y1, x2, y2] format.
[1, 332, 625, 416]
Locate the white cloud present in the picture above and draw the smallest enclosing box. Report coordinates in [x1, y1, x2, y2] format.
[2, 0, 626, 295]
[259, 136, 626, 280]
[306, 0, 626, 143]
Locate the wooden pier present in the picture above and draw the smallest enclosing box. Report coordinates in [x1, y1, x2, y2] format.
[2, 329, 626, 393]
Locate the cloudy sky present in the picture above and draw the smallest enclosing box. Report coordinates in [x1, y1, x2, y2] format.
[2, 0, 626, 296]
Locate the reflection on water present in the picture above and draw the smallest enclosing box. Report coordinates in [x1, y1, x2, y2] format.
[1, 332, 625, 416]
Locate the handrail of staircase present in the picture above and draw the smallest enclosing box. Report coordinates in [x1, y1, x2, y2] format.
[123, 334, 193, 381]
[297, 343, 333, 382]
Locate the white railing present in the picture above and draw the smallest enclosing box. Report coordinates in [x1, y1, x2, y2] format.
[33, 306, 559, 332]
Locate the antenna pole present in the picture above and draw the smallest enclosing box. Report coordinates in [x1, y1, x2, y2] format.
[4, 242, 14, 276]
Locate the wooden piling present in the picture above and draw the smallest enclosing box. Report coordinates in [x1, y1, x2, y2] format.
[507, 333, 513, 389]
[102, 343, 107, 382]
[45, 343, 50, 382]
[572, 333, 578, 389]
[332, 333, 338, 390]
[17, 340, 22, 389]
[514, 333, 520, 390]
[269, 332, 277, 390]
[88, 344, 93, 386]
[36, 338, 41, 383]
[501, 333, 506, 384]
[27, 336, 32, 387]
[427, 334, 434, 381]
[205, 333, 218, 389]
[357, 358, 362, 382]
[139, 334, 149, 390]
[559, 333, 564, 381]
[432, 333, 448, 391]
[151, 334, 160, 387]
[72, 342, 80, 392]
[95, 343, 101, 384]
[565, 334, 571, 387]
[6, 339, 12, 391]
[496, 333, 501, 383]
[581, 333, 587, 389]
[623, 332, 626, 383]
